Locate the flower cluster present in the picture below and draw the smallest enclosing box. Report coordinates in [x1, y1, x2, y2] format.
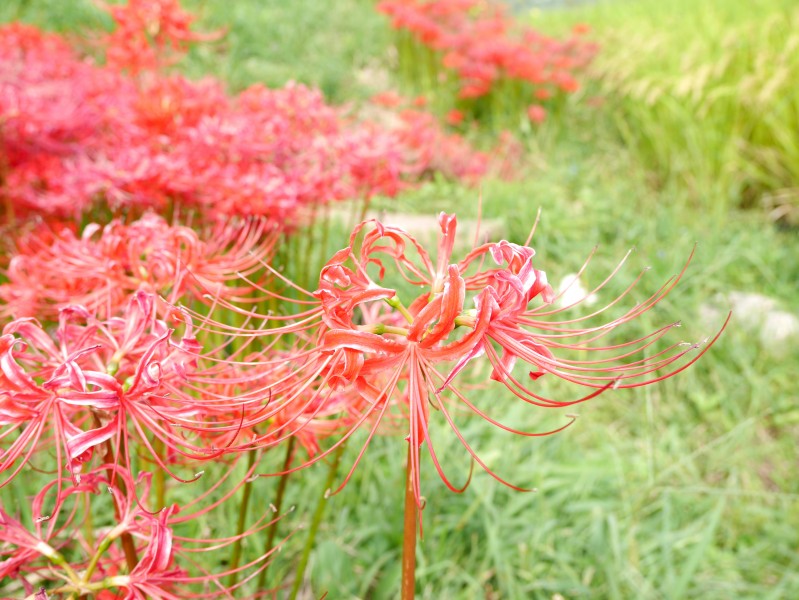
[0, 11, 488, 226]
[378, 0, 598, 123]
[0, 292, 211, 485]
[0, 208, 724, 596]
[0, 201, 298, 595]
[0, 214, 275, 320]
[0, 463, 275, 598]
[100, 0, 223, 74]
[370, 93, 490, 181]
[0, 282, 290, 595]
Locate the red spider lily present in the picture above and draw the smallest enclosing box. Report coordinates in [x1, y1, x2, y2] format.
[0, 214, 276, 320]
[446, 109, 465, 126]
[1, 463, 281, 599]
[0, 468, 101, 587]
[173, 329, 370, 459]
[527, 104, 547, 124]
[201, 213, 725, 513]
[0, 509, 65, 583]
[371, 91, 405, 108]
[0, 292, 240, 491]
[378, 0, 599, 121]
[395, 109, 488, 182]
[0, 24, 138, 218]
[100, 0, 223, 75]
[366, 93, 491, 181]
[262, 370, 367, 458]
[1, 19, 489, 225]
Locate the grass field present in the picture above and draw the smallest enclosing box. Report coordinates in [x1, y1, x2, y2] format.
[2, 1, 798, 598]
[530, 0, 799, 215]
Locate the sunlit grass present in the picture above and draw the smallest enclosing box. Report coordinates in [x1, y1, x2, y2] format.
[532, 0, 799, 214]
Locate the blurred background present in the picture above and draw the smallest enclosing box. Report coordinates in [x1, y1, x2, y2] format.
[1, 0, 797, 598]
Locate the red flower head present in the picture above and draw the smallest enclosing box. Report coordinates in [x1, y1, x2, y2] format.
[1, 215, 276, 320]
[100, 0, 223, 75]
[527, 104, 547, 124]
[234, 213, 726, 514]
[0, 292, 237, 492]
[1, 463, 278, 598]
[446, 109, 465, 126]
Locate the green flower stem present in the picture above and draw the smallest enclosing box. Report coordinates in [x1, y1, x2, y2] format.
[256, 436, 296, 590]
[386, 296, 414, 324]
[97, 434, 138, 572]
[358, 193, 372, 223]
[227, 449, 258, 588]
[82, 528, 119, 584]
[83, 492, 94, 550]
[358, 323, 410, 336]
[288, 441, 346, 600]
[301, 203, 320, 291]
[92, 410, 138, 572]
[319, 202, 331, 282]
[36, 543, 80, 585]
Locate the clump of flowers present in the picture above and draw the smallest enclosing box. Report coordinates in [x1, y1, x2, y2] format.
[367, 91, 536, 181]
[0, 288, 279, 596]
[0, 214, 275, 320]
[0, 23, 138, 218]
[378, 0, 598, 126]
[0, 209, 725, 598]
[0, 5, 491, 227]
[0, 291, 216, 486]
[0, 463, 278, 598]
[368, 93, 489, 181]
[100, 0, 223, 75]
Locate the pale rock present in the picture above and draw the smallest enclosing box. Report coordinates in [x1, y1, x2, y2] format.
[700, 291, 799, 354]
[555, 273, 597, 308]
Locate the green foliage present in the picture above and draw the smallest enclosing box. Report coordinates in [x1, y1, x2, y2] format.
[533, 0, 799, 213]
[3, 0, 389, 102]
[180, 0, 389, 101]
[0, 0, 110, 32]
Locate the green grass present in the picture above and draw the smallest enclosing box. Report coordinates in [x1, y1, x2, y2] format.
[1, 0, 389, 102]
[2, 1, 799, 598]
[530, 0, 799, 214]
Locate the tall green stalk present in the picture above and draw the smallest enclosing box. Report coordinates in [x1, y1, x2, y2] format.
[95, 415, 138, 572]
[227, 449, 258, 588]
[288, 442, 347, 600]
[256, 437, 296, 590]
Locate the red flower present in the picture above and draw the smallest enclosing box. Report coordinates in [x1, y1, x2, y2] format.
[1, 215, 276, 320]
[371, 90, 404, 108]
[0, 292, 231, 491]
[377, 0, 598, 111]
[446, 109, 465, 125]
[227, 213, 725, 512]
[1, 464, 277, 598]
[99, 0, 223, 74]
[573, 23, 592, 36]
[1, 22, 486, 226]
[527, 104, 547, 124]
